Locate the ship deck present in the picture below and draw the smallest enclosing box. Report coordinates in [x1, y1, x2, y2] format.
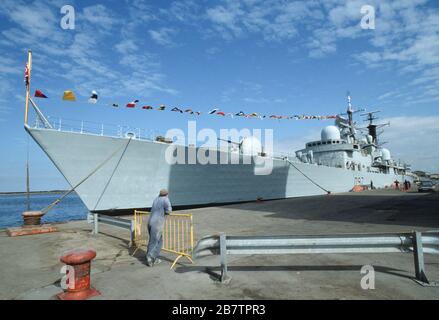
[1, 189, 439, 299]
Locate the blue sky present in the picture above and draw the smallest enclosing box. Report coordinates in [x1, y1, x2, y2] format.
[1, 0, 439, 192]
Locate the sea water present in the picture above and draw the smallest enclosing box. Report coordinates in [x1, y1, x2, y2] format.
[0, 192, 88, 229]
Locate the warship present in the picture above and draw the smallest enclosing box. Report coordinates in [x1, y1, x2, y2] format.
[23, 51, 413, 213]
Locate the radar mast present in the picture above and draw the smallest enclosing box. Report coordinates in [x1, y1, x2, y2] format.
[360, 110, 389, 145]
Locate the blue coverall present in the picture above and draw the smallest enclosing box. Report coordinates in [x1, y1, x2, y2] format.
[146, 196, 172, 262]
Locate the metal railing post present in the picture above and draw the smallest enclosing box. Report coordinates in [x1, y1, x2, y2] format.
[220, 233, 230, 283]
[413, 231, 429, 284]
[93, 213, 99, 235]
[129, 220, 135, 248]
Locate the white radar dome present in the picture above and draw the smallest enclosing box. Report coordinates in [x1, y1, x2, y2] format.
[381, 148, 391, 161]
[321, 126, 340, 141]
[240, 136, 262, 156]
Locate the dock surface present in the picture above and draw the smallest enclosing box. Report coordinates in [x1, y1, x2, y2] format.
[1, 189, 439, 299]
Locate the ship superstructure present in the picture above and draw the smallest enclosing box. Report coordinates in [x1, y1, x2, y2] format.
[296, 95, 409, 179]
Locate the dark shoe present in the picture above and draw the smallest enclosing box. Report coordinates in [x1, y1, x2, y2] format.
[146, 256, 153, 267]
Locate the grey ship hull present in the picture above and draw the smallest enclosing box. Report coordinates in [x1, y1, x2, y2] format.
[27, 126, 410, 213]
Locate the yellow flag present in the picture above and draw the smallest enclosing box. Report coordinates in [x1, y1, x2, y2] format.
[63, 90, 76, 101]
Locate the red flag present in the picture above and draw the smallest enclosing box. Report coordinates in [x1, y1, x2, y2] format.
[24, 63, 29, 85]
[34, 89, 48, 98]
[126, 100, 139, 108]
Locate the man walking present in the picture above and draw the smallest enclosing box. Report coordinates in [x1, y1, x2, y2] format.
[146, 189, 172, 266]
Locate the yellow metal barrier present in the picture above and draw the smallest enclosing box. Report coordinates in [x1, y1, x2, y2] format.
[163, 213, 194, 269]
[132, 210, 194, 269]
[132, 210, 149, 255]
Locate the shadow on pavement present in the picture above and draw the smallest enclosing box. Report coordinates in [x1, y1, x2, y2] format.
[224, 192, 439, 229]
[175, 264, 413, 282]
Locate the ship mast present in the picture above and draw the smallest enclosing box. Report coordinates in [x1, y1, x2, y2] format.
[364, 111, 379, 144]
[346, 93, 356, 138]
[360, 110, 389, 145]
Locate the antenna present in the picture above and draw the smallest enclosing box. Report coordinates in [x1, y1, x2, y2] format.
[360, 110, 389, 144]
[361, 110, 380, 125]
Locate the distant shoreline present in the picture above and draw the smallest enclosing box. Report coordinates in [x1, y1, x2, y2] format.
[0, 190, 69, 196]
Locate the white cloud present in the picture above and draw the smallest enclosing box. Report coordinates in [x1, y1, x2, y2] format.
[115, 39, 138, 55]
[205, 0, 322, 41]
[0, 78, 14, 121]
[164, 0, 201, 24]
[243, 97, 285, 104]
[0, 55, 21, 75]
[149, 28, 178, 47]
[81, 4, 120, 32]
[205, 46, 220, 56]
[352, 1, 439, 104]
[0, 1, 178, 100]
[381, 116, 439, 173]
[0, 1, 58, 38]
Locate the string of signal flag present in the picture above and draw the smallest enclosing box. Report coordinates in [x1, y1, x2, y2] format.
[32, 88, 340, 121]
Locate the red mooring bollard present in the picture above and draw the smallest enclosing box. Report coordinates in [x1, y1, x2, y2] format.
[56, 249, 100, 300]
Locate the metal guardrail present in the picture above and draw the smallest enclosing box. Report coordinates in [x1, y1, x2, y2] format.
[33, 116, 163, 141]
[193, 230, 439, 285]
[89, 213, 135, 246]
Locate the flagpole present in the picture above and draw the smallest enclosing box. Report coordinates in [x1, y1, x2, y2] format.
[24, 50, 32, 125]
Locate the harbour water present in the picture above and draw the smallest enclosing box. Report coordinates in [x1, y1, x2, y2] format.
[0, 192, 88, 229]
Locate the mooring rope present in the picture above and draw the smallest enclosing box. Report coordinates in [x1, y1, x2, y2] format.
[40, 137, 133, 215]
[285, 159, 331, 194]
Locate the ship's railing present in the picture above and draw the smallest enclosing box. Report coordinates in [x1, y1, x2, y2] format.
[271, 152, 298, 161]
[31, 116, 163, 141]
[30, 116, 302, 161]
